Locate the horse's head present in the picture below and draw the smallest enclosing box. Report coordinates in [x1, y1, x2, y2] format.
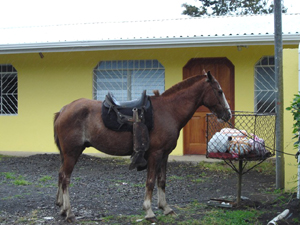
[202, 70, 232, 122]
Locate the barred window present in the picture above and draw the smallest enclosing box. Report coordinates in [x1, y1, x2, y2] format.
[0, 65, 18, 115]
[254, 56, 276, 113]
[93, 60, 165, 101]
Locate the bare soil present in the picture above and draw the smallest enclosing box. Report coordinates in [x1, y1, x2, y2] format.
[0, 154, 299, 224]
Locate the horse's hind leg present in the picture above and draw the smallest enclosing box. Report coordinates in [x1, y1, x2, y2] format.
[157, 156, 174, 216]
[57, 153, 80, 222]
[56, 165, 64, 207]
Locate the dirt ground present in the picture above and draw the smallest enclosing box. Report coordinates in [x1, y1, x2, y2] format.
[0, 154, 299, 224]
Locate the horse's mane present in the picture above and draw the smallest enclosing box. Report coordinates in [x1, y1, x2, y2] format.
[161, 75, 207, 97]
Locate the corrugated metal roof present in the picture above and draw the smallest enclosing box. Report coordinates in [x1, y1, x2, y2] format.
[0, 13, 299, 54]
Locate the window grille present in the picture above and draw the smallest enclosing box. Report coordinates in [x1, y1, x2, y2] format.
[0, 65, 18, 115]
[93, 60, 165, 101]
[254, 56, 276, 113]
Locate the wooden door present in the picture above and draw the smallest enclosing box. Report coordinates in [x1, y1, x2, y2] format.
[183, 58, 234, 155]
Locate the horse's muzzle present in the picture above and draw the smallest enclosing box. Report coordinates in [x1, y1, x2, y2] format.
[216, 109, 231, 123]
[221, 109, 232, 122]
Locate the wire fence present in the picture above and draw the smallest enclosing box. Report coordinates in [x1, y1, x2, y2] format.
[206, 112, 276, 161]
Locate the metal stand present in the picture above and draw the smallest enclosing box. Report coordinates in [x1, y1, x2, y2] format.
[206, 112, 276, 206]
[223, 158, 267, 206]
[237, 160, 242, 206]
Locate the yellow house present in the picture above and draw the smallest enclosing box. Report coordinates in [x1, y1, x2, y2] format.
[0, 14, 299, 190]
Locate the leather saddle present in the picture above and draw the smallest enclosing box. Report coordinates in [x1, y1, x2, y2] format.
[102, 90, 153, 131]
[105, 90, 148, 109]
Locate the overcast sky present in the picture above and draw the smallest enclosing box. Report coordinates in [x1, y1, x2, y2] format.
[0, 0, 299, 28]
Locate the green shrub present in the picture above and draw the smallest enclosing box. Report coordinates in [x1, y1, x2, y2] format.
[286, 92, 300, 149]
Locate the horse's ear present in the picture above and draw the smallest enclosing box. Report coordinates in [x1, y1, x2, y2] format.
[207, 71, 213, 82]
[153, 90, 160, 96]
[202, 69, 207, 75]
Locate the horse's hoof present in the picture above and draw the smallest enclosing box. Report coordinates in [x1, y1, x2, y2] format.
[56, 202, 63, 207]
[66, 215, 76, 223]
[166, 211, 177, 217]
[146, 217, 157, 223]
[60, 210, 66, 216]
[137, 165, 147, 171]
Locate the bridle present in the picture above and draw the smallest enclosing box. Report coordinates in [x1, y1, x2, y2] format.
[208, 80, 231, 122]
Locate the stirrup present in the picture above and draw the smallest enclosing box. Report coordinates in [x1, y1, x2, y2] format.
[129, 151, 147, 170]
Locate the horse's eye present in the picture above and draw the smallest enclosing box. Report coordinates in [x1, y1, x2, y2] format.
[218, 90, 223, 95]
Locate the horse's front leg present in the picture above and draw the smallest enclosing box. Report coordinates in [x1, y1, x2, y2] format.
[157, 156, 174, 216]
[143, 154, 159, 221]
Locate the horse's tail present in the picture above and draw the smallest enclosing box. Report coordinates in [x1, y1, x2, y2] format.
[54, 112, 63, 163]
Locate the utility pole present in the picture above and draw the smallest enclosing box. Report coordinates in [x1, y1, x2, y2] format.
[274, 0, 285, 189]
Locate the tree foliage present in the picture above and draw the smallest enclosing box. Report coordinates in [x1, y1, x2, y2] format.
[182, 0, 287, 17]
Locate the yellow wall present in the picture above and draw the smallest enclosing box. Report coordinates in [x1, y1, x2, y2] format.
[0, 45, 280, 155]
[283, 48, 299, 190]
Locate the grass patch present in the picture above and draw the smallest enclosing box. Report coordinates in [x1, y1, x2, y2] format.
[247, 160, 275, 175]
[180, 200, 206, 213]
[132, 183, 144, 188]
[293, 218, 300, 224]
[197, 159, 275, 176]
[0, 172, 31, 186]
[191, 178, 205, 183]
[2, 192, 31, 200]
[202, 208, 261, 225]
[97, 201, 263, 225]
[1, 172, 16, 179]
[169, 175, 185, 181]
[74, 177, 81, 181]
[0, 154, 13, 161]
[197, 161, 233, 173]
[2, 194, 23, 200]
[95, 200, 265, 224]
[15, 209, 40, 224]
[34, 175, 56, 188]
[110, 157, 131, 166]
[38, 175, 52, 182]
[13, 179, 31, 186]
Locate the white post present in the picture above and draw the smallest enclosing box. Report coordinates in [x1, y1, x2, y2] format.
[298, 43, 300, 199]
[298, 43, 300, 92]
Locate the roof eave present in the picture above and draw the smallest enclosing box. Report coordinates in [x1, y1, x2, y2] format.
[0, 34, 299, 54]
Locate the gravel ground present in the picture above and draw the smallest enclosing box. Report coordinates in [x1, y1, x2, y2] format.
[0, 154, 299, 224]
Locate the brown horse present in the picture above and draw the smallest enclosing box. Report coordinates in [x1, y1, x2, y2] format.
[54, 71, 231, 222]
